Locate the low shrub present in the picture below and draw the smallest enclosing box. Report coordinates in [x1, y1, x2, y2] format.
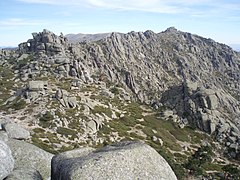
[92, 105, 112, 117]
[57, 127, 78, 137]
[11, 98, 27, 110]
[39, 111, 54, 121]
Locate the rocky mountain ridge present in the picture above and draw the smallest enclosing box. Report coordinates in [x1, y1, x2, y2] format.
[0, 27, 240, 179]
[17, 28, 240, 134]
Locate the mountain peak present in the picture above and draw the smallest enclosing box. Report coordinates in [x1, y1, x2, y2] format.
[165, 26, 178, 33]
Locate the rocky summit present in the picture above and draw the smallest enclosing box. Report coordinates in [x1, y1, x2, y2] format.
[0, 28, 240, 179]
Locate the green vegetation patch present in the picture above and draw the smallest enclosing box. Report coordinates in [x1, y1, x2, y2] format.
[119, 115, 139, 127]
[222, 164, 240, 179]
[38, 111, 55, 128]
[13, 54, 34, 70]
[2, 97, 28, 111]
[147, 142, 186, 180]
[40, 111, 54, 121]
[68, 119, 84, 134]
[31, 136, 57, 154]
[57, 127, 78, 138]
[141, 115, 182, 151]
[124, 102, 143, 119]
[92, 105, 112, 118]
[107, 120, 131, 137]
[202, 163, 223, 172]
[33, 128, 45, 133]
[184, 145, 214, 176]
[65, 108, 78, 117]
[110, 87, 119, 94]
[110, 97, 124, 108]
[11, 99, 27, 110]
[0, 66, 14, 80]
[98, 126, 112, 136]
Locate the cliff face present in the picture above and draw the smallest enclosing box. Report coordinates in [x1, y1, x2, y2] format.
[1, 28, 240, 177]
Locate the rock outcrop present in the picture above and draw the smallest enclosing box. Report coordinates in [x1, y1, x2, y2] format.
[25, 81, 48, 102]
[0, 116, 54, 179]
[19, 29, 68, 56]
[51, 141, 177, 180]
[6, 139, 53, 179]
[0, 140, 14, 179]
[3, 123, 30, 140]
[55, 89, 77, 108]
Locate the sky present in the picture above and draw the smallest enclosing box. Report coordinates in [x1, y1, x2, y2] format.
[0, 0, 240, 49]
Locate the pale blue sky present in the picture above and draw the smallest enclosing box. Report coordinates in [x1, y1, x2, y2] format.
[0, 0, 240, 47]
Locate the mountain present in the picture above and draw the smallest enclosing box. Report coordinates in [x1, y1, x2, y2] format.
[0, 28, 240, 179]
[65, 32, 112, 43]
[0, 46, 18, 50]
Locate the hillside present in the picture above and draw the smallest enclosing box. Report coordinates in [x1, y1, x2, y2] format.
[0, 28, 240, 179]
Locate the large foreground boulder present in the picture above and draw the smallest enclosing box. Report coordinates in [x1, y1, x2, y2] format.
[51, 141, 177, 180]
[6, 139, 53, 180]
[5, 168, 43, 180]
[0, 131, 8, 142]
[0, 140, 14, 179]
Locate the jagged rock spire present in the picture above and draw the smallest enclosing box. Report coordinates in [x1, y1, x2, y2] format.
[18, 29, 68, 56]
